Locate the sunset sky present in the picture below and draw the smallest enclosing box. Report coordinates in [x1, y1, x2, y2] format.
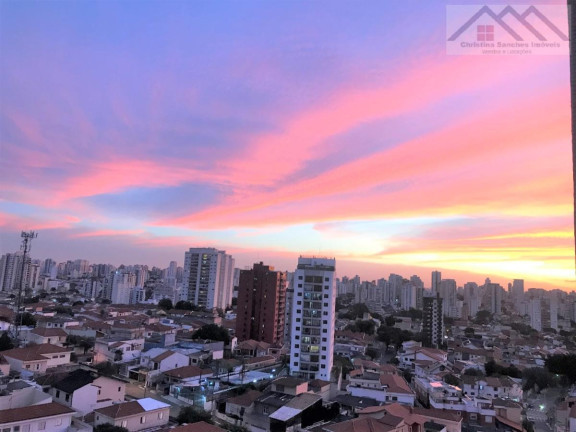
[0, 1, 574, 290]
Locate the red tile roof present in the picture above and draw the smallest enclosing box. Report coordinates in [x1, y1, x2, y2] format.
[2, 343, 71, 362]
[0, 402, 74, 424]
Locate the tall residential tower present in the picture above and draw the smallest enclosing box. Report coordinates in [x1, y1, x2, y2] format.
[236, 262, 287, 345]
[290, 257, 336, 381]
[183, 248, 235, 310]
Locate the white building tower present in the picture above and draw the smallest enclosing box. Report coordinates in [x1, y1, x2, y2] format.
[290, 256, 336, 381]
[183, 248, 235, 310]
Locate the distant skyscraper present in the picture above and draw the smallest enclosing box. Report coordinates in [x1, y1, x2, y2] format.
[511, 279, 524, 311]
[110, 270, 136, 304]
[483, 283, 503, 315]
[183, 248, 235, 309]
[0, 252, 30, 292]
[464, 282, 479, 319]
[431, 271, 441, 295]
[439, 279, 458, 318]
[236, 262, 287, 345]
[529, 298, 542, 331]
[290, 256, 336, 381]
[423, 294, 444, 348]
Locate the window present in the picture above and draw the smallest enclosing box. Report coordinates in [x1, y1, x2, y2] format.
[141, 416, 146, 424]
[296, 318, 301, 322]
[323, 303, 328, 307]
[322, 338, 327, 342]
[14, 427, 20, 432]
[297, 301, 302, 305]
[293, 362, 298, 366]
[294, 353, 299, 357]
[38, 422, 46, 431]
[323, 329, 327, 333]
[36, 364, 40, 370]
[118, 387, 122, 392]
[56, 390, 60, 398]
[324, 277, 329, 281]
[159, 412, 164, 419]
[22, 426, 30, 432]
[296, 327, 300, 331]
[477, 25, 494, 41]
[55, 418, 62, 426]
[323, 320, 327, 324]
[295, 344, 299, 348]
[65, 394, 70, 402]
[322, 355, 326, 359]
[121, 420, 128, 428]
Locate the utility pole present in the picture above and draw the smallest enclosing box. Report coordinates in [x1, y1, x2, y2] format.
[13, 231, 37, 343]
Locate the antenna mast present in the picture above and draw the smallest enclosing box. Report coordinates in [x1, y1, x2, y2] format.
[13, 231, 38, 342]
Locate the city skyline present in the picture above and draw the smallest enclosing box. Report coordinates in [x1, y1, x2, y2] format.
[1, 1, 574, 291]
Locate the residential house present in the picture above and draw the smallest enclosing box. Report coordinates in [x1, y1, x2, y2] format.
[225, 389, 263, 421]
[93, 337, 144, 364]
[2, 344, 72, 375]
[347, 372, 415, 406]
[49, 368, 126, 415]
[132, 348, 189, 384]
[0, 402, 75, 432]
[93, 398, 170, 431]
[398, 346, 447, 371]
[462, 376, 522, 401]
[27, 327, 68, 346]
[324, 414, 410, 432]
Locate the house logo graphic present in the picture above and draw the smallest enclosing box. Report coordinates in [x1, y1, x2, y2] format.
[446, 5, 569, 55]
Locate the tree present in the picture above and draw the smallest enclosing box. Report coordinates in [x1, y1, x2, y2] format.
[464, 327, 475, 337]
[385, 316, 396, 327]
[444, 374, 460, 386]
[474, 310, 492, 325]
[522, 420, 534, 432]
[15, 312, 36, 327]
[94, 424, 129, 432]
[192, 324, 230, 344]
[365, 347, 379, 360]
[158, 298, 173, 311]
[546, 354, 576, 384]
[523, 367, 554, 392]
[0, 332, 14, 351]
[177, 406, 213, 424]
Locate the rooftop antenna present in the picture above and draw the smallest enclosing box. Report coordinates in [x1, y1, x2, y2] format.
[13, 231, 37, 342]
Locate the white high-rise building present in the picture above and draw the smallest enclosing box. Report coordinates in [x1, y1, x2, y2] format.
[110, 270, 136, 304]
[431, 271, 441, 295]
[183, 248, 235, 310]
[486, 283, 503, 315]
[464, 282, 480, 319]
[439, 279, 458, 318]
[549, 295, 559, 331]
[511, 279, 524, 312]
[290, 257, 336, 381]
[529, 298, 542, 331]
[400, 283, 416, 310]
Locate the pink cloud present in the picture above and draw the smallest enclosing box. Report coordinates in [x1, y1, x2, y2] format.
[70, 229, 145, 238]
[159, 81, 570, 229]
